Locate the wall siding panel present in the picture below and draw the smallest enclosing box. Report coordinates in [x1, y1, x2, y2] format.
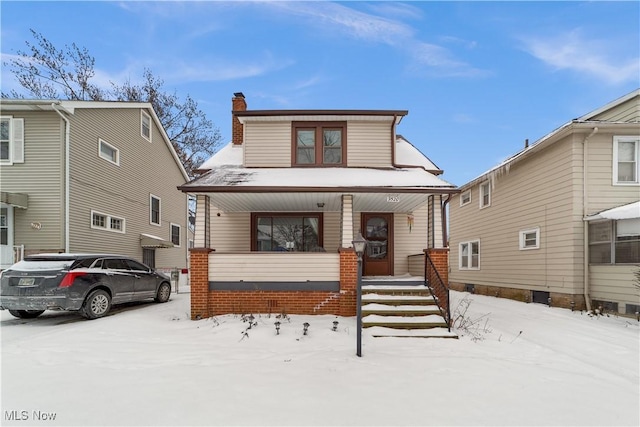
[347, 122, 392, 168]
[243, 122, 291, 167]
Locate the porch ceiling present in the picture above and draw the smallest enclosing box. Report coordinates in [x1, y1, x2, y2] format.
[207, 192, 434, 213]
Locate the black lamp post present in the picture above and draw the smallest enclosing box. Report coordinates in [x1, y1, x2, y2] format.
[352, 232, 367, 357]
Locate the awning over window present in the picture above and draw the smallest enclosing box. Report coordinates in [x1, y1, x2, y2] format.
[0, 191, 28, 209]
[584, 201, 640, 221]
[140, 233, 174, 248]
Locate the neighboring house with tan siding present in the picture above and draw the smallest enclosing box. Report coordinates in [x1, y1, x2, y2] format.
[179, 93, 457, 320]
[449, 90, 640, 316]
[0, 99, 190, 272]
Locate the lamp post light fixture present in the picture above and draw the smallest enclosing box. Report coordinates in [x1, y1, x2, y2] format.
[275, 321, 281, 335]
[352, 232, 367, 357]
[303, 322, 310, 335]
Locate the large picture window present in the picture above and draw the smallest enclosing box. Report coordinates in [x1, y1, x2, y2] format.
[293, 122, 346, 166]
[589, 219, 640, 264]
[252, 213, 323, 252]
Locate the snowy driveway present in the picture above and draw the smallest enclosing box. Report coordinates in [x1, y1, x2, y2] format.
[1, 292, 638, 426]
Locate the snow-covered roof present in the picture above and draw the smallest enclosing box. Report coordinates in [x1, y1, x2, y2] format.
[181, 165, 455, 192]
[584, 201, 640, 221]
[197, 142, 243, 170]
[395, 135, 441, 173]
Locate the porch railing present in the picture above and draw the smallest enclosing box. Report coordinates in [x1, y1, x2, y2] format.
[424, 251, 451, 331]
[14, 245, 24, 263]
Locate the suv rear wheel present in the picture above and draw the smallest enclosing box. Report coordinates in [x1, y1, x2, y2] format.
[81, 289, 112, 319]
[8, 309, 45, 319]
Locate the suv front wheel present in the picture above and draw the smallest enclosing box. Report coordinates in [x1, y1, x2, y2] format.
[81, 289, 112, 319]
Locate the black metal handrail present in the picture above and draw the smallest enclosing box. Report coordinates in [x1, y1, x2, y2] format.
[424, 251, 451, 331]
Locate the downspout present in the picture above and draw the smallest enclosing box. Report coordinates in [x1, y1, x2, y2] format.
[582, 127, 598, 311]
[441, 194, 451, 247]
[52, 103, 71, 253]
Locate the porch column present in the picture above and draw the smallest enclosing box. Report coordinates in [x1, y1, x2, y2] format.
[189, 248, 213, 320]
[340, 194, 354, 248]
[339, 248, 358, 316]
[425, 248, 449, 287]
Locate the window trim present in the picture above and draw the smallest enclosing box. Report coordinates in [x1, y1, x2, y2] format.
[141, 110, 152, 142]
[291, 121, 347, 167]
[479, 182, 491, 209]
[0, 116, 24, 165]
[459, 239, 480, 270]
[613, 136, 639, 185]
[519, 227, 540, 250]
[170, 223, 181, 247]
[150, 194, 161, 226]
[251, 212, 324, 252]
[98, 138, 119, 166]
[460, 190, 471, 207]
[91, 210, 125, 234]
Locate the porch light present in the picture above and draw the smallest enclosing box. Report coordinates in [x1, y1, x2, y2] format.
[332, 320, 339, 331]
[352, 232, 367, 259]
[275, 321, 281, 335]
[303, 322, 310, 335]
[317, 202, 325, 208]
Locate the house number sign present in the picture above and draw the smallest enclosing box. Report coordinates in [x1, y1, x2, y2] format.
[386, 196, 400, 203]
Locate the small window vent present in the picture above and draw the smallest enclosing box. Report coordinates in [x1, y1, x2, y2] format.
[464, 284, 475, 294]
[531, 291, 550, 305]
[592, 299, 618, 313]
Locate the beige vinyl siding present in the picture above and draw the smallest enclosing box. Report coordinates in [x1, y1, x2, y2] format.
[0, 111, 65, 252]
[244, 122, 291, 167]
[323, 211, 341, 252]
[347, 121, 392, 168]
[210, 209, 250, 252]
[209, 252, 340, 281]
[394, 204, 428, 275]
[194, 195, 208, 247]
[590, 101, 640, 123]
[67, 108, 188, 268]
[589, 265, 639, 310]
[450, 136, 584, 294]
[585, 129, 640, 214]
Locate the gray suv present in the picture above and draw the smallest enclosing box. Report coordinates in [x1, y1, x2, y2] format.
[0, 253, 172, 319]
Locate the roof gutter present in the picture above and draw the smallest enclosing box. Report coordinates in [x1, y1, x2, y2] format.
[582, 126, 598, 311]
[51, 102, 71, 253]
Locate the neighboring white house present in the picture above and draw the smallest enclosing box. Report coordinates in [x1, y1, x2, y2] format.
[449, 90, 640, 316]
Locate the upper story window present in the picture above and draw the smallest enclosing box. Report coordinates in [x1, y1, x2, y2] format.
[98, 139, 119, 165]
[460, 190, 471, 206]
[171, 223, 181, 246]
[0, 116, 24, 165]
[150, 194, 161, 226]
[91, 210, 125, 233]
[293, 122, 346, 166]
[613, 136, 639, 185]
[141, 110, 152, 142]
[479, 181, 491, 208]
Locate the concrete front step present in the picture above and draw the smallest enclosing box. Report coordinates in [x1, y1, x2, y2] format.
[362, 314, 448, 329]
[362, 293, 437, 306]
[362, 303, 441, 316]
[367, 326, 458, 339]
[362, 284, 429, 294]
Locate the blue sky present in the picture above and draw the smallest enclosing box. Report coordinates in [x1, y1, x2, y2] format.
[1, 1, 638, 185]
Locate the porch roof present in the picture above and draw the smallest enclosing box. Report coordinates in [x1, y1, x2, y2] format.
[179, 166, 456, 194]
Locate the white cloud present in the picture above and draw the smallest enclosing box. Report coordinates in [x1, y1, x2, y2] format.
[521, 29, 640, 85]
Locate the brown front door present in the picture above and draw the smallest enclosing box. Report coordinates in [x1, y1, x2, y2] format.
[362, 213, 393, 276]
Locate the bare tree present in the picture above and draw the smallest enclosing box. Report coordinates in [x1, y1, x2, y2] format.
[2, 29, 221, 176]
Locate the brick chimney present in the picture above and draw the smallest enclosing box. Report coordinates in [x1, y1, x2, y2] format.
[232, 92, 246, 145]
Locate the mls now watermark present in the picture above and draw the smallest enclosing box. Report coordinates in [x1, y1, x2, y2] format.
[5, 410, 57, 422]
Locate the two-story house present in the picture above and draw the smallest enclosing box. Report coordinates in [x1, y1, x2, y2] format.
[0, 100, 190, 272]
[180, 93, 457, 320]
[449, 90, 640, 316]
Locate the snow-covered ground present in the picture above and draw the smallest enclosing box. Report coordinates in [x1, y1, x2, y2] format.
[1, 291, 638, 426]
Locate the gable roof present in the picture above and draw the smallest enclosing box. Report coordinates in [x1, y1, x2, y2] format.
[458, 89, 640, 191]
[0, 99, 189, 180]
